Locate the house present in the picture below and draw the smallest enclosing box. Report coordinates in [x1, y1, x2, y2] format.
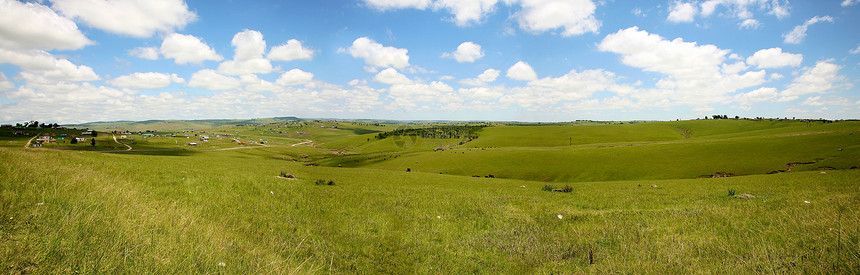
[75, 137, 87, 142]
[82, 130, 93, 135]
[32, 142, 42, 148]
[188, 142, 197, 146]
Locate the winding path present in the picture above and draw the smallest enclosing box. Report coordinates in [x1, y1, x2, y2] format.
[23, 133, 40, 149]
[112, 134, 133, 151]
[291, 140, 312, 147]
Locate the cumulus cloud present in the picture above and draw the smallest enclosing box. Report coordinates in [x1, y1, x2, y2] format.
[276, 69, 314, 86]
[365, 0, 497, 26]
[442, 42, 484, 63]
[849, 45, 860, 54]
[0, 72, 13, 91]
[268, 39, 314, 62]
[160, 33, 223, 65]
[128, 47, 159, 60]
[434, 0, 499, 26]
[340, 37, 409, 72]
[217, 30, 273, 75]
[0, 0, 93, 50]
[0, 48, 99, 82]
[363, 0, 432, 10]
[802, 95, 852, 107]
[108, 72, 183, 89]
[188, 69, 240, 90]
[509, 0, 600, 36]
[374, 68, 412, 85]
[500, 68, 621, 108]
[506, 61, 537, 81]
[783, 16, 833, 44]
[779, 60, 849, 101]
[739, 18, 761, 29]
[460, 68, 500, 86]
[734, 87, 778, 105]
[51, 0, 197, 38]
[667, 1, 697, 23]
[598, 27, 766, 105]
[842, 0, 860, 7]
[746, 48, 802, 69]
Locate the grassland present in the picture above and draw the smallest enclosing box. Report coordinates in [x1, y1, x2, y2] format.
[1, 119, 858, 273]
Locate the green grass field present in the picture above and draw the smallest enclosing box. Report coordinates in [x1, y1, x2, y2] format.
[1, 119, 858, 273]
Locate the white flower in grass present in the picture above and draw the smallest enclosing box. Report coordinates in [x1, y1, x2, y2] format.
[557, 215, 563, 219]
[36, 203, 44, 206]
[217, 262, 226, 267]
[437, 216, 441, 219]
[270, 191, 274, 195]
[804, 201, 811, 204]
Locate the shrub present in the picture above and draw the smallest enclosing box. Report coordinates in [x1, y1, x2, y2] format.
[315, 179, 335, 186]
[728, 188, 736, 196]
[560, 185, 573, 193]
[279, 171, 295, 178]
[541, 185, 554, 192]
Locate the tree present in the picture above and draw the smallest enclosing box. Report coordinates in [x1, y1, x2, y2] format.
[70, 138, 78, 144]
[91, 138, 95, 147]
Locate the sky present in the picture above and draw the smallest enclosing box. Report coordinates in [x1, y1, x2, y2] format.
[1, 0, 859, 124]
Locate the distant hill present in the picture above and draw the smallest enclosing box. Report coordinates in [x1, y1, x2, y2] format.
[66, 117, 300, 132]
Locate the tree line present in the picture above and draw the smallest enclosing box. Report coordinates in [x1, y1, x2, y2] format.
[375, 125, 488, 140]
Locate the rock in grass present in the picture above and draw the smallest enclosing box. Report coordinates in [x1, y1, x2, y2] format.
[734, 194, 755, 199]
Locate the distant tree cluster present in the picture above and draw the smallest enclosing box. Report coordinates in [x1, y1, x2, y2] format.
[375, 125, 488, 140]
[14, 121, 59, 128]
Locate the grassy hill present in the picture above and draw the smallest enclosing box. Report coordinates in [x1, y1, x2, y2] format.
[1, 118, 858, 273]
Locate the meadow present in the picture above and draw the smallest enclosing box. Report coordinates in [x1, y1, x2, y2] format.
[1, 118, 858, 273]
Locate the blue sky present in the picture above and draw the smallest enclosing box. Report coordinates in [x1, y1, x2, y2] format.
[1, 0, 858, 124]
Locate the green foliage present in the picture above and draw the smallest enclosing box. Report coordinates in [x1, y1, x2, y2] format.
[541, 185, 554, 191]
[728, 188, 736, 196]
[279, 171, 295, 178]
[315, 179, 335, 185]
[374, 125, 488, 140]
[560, 185, 573, 193]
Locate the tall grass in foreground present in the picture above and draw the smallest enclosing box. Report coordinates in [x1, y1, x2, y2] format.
[1, 147, 858, 273]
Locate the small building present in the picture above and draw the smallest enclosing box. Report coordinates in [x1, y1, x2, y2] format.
[32, 142, 42, 148]
[188, 142, 197, 146]
[82, 130, 93, 136]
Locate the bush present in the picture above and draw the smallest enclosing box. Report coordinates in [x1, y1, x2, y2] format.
[279, 171, 295, 178]
[560, 185, 573, 193]
[315, 179, 335, 186]
[541, 185, 554, 192]
[727, 188, 736, 196]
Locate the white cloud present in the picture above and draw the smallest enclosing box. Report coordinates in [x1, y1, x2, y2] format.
[276, 69, 314, 86]
[268, 39, 314, 62]
[802, 96, 852, 107]
[0, 0, 93, 50]
[434, 0, 499, 26]
[506, 61, 537, 81]
[340, 37, 409, 72]
[667, 1, 697, 23]
[734, 87, 777, 104]
[509, 0, 601, 36]
[442, 42, 484, 63]
[598, 27, 766, 105]
[0, 48, 99, 82]
[363, 0, 432, 10]
[128, 47, 159, 60]
[108, 72, 183, 89]
[783, 16, 833, 44]
[842, 0, 860, 7]
[746, 48, 802, 69]
[500, 69, 619, 107]
[217, 30, 273, 75]
[51, 0, 196, 38]
[779, 60, 849, 101]
[188, 69, 240, 90]
[739, 18, 761, 29]
[160, 33, 223, 65]
[850, 45, 860, 54]
[0, 72, 13, 91]
[460, 68, 500, 86]
[365, 0, 497, 26]
[239, 74, 278, 92]
[374, 68, 412, 85]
